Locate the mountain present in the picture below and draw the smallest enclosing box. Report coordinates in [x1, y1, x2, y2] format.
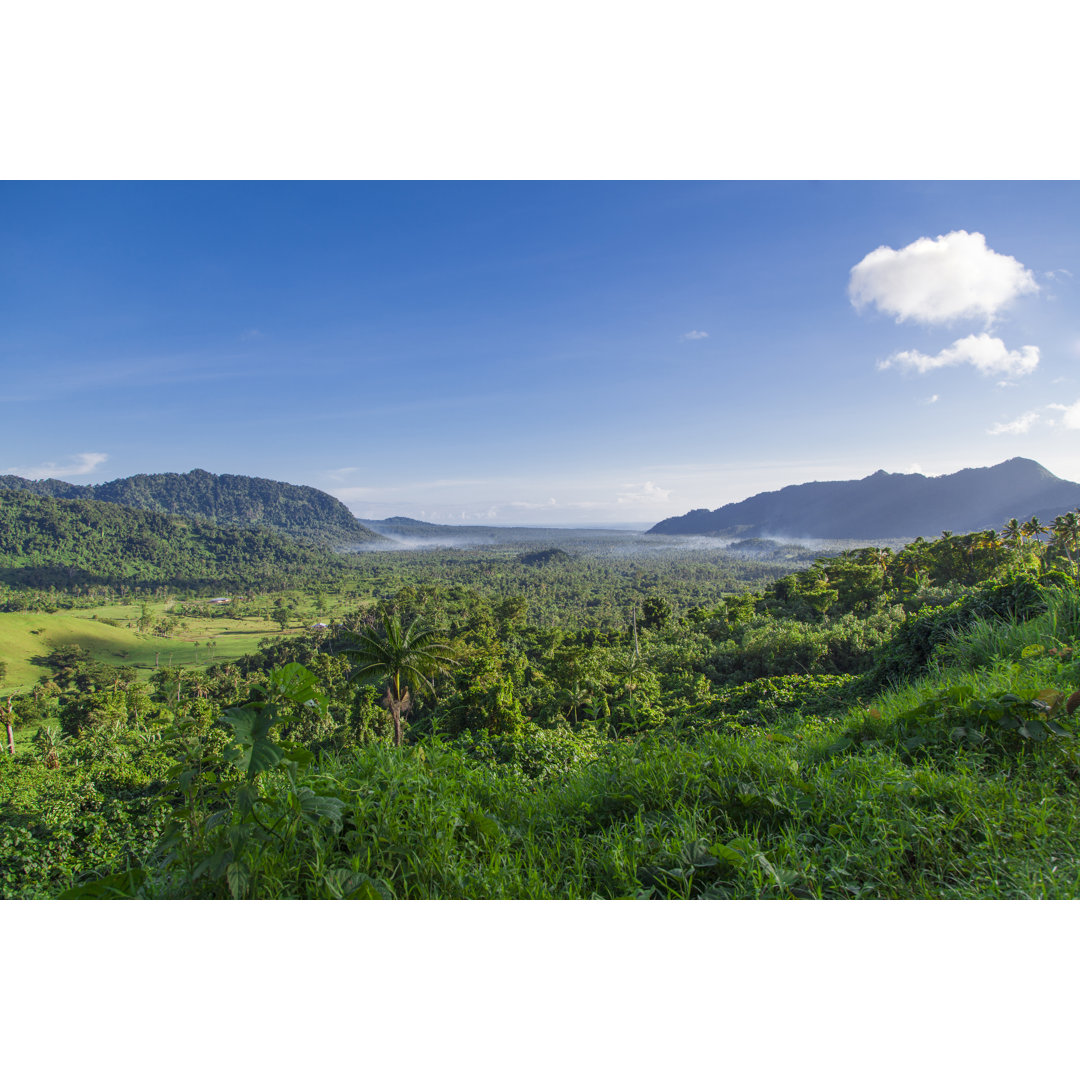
[0, 487, 357, 591]
[0, 469, 381, 549]
[648, 458, 1080, 540]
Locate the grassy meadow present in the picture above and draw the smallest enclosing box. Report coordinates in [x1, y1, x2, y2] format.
[0, 599, 336, 693]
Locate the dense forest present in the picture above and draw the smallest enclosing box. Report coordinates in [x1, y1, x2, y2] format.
[0, 487, 817, 612]
[4, 507, 1080, 899]
[0, 469, 381, 548]
[0, 487, 358, 592]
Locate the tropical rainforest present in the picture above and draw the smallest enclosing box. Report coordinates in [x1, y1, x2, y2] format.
[4, 488, 1080, 899]
[0, 468, 381, 548]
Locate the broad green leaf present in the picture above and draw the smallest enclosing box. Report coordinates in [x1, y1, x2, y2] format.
[345, 876, 392, 900]
[60, 867, 146, 899]
[708, 842, 749, 876]
[279, 740, 316, 768]
[321, 869, 390, 899]
[235, 784, 260, 817]
[462, 808, 502, 840]
[1036, 688, 1065, 712]
[1020, 720, 1047, 741]
[267, 663, 327, 715]
[678, 840, 718, 869]
[295, 788, 345, 830]
[222, 705, 283, 779]
[226, 860, 251, 900]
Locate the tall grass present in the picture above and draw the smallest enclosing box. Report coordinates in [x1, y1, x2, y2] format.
[935, 586, 1080, 671]
[12, 588, 1080, 900]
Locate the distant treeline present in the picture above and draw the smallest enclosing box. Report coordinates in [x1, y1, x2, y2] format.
[0, 487, 362, 592]
[0, 468, 381, 549]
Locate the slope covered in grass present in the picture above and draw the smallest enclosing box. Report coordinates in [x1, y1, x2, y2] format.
[6, 591, 1080, 900]
[5, 527, 1080, 899]
[0, 608, 301, 694]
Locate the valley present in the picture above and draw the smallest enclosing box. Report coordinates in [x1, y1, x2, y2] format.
[3, 466, 1080, 900]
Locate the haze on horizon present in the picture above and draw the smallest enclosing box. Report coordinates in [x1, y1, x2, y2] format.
[3, 181, 1078, 526]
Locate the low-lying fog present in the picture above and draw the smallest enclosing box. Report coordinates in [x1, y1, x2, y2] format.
[345, 525, 915, 560]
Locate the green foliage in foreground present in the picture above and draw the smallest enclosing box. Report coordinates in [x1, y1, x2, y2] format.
[7, 525, 1080, 899]
[6, 616, 1080, 899]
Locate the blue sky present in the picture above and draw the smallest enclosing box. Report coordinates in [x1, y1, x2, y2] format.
[2, 181, 1078, 524]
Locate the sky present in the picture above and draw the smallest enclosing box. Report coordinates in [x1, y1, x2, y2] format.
[2, 180, 1078, 525]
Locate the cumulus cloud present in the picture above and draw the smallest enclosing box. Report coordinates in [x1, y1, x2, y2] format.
[4, 452, 108, 480]
[926, 394, 940, 404]
[681, 330, 709, 341]
[617, 480, 671, 505]
[850, 230, 1038, 325]
[1047, 401, 1080, 429]
[988, 412, 1041, 436]
[880, 333, 1039, 378]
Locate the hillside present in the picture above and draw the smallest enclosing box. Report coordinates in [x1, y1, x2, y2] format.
[649, 458, 1080, 539]
[0, 469, 381, 549]
[0, 487, 356, 591]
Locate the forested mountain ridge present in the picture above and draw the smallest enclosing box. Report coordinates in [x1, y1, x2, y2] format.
[0, 486, 356, 590]
[0, 469, 381, 549]
[649, 458, 1080, 539]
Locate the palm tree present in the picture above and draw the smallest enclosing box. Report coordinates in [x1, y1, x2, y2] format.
[610, 608, 644, 725]
[1023, 516, 1049, 543]
[1052, 511, 1080, 579]
[1022, 516, 1050, 568]
[343, 613, 456, 746]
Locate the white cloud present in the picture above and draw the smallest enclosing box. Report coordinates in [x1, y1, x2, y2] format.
[880, 333, 1039, 378]
[617, 480, 671, 505]
[1047, 400, 1080, 429]
[681, 330, 709, 341]
[926, 394, 939, 404]
[850, 230, 1038, 325]
[988, 411, 1041, 436]
[4, 452, 108, 480]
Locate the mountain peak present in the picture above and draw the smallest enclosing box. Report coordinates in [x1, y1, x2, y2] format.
[648, 459, 1080, 540]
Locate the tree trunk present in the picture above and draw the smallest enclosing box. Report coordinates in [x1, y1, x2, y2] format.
[391, 698, 403, 747]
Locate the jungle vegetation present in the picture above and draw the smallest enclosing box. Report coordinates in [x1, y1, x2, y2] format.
[4, 511, 1080, 899]
[0, 468, 382, 548]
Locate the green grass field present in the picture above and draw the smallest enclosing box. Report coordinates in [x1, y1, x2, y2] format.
[0, 605, 301, 694]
